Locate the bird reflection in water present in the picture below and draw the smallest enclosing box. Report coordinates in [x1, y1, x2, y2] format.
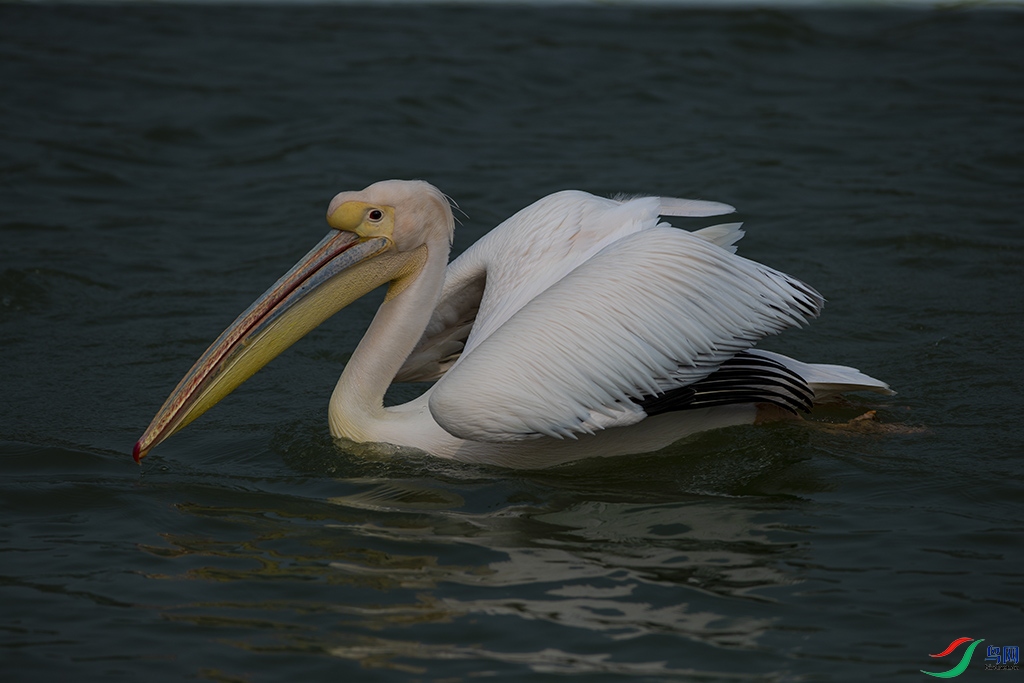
[139, 446, 812, 677]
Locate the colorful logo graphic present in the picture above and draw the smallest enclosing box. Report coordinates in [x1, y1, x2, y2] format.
[921, 638, 984, 678]
[922, 638, 1021, 677]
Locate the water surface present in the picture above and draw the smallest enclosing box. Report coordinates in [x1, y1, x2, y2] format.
[2, 4, 1023, 681]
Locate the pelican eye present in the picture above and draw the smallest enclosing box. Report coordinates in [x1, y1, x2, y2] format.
[367, 209, 384, 222]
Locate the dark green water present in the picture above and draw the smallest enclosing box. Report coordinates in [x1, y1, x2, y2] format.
[2, 4, 1023, 681]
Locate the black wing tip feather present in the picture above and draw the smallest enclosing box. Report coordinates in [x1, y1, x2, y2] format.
[636, 351, 814, 417]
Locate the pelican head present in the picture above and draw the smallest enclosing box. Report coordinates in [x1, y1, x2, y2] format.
[134, 179, 454, 462]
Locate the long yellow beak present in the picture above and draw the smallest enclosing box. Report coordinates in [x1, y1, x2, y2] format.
[134, 224, 420, 462]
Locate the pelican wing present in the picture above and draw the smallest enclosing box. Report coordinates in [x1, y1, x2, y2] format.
[395, 191, 738, 382]
[427, 226, 822, 442]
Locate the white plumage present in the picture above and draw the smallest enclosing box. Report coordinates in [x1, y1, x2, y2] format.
[135, 180, 891, 469]
[428, 226, 819, 442]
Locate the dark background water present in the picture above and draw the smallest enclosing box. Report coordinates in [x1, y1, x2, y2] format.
[2, 4, 1023, 681]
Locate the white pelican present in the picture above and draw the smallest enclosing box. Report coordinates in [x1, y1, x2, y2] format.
[135, 180, 891, 469]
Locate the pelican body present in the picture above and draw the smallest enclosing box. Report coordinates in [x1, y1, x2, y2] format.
[135, 180, 890, 469]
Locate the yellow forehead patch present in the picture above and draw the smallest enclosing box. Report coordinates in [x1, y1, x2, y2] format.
[327, 201, 395, 238]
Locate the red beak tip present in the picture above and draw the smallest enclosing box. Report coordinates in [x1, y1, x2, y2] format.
[132, 441, 143, 464]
